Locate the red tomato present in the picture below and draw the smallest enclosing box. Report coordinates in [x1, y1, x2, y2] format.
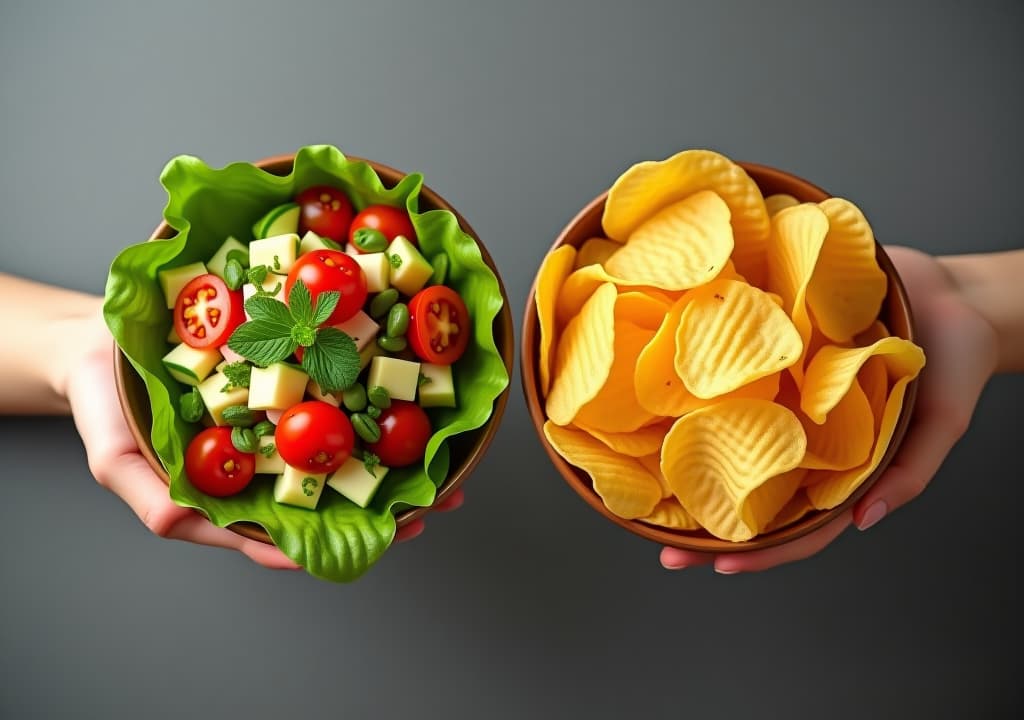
[348, 204, 417, 252]
[406, 285, 470, 365]
[184, 427, 255, 497]
[296, 186, 355, 242]
[365, 401, 432, 468]
[285, 250, 367, 325]
[173, 274, 245, 349]
[275, 401, 355, 474]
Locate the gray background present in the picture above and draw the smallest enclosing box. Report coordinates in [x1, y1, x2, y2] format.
[2, 1, 1021, 718]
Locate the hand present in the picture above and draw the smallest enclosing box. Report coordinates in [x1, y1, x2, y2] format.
[661, 245, 1000, 573]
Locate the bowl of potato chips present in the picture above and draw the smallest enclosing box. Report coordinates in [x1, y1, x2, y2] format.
[522, 149, 926, 552]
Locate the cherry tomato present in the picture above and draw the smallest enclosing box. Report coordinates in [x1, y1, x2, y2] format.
[184, 427, 255, 497]
[365, 401, 432, 468]
[275, 401, 355, 474]
[173, 274, 245, 349]
[348, 204, 417, 252]
[296, 186, 355, 242]
[406, 285, 470, 365]
[285, 250, 367, 325]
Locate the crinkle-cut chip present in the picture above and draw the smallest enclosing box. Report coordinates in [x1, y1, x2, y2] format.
[715, 259, 747, 283]
[575, 420, 669, 459]
[767, 204, 829, 385]
[805, 375, 915, 510]
[544, 422, 661, 519]
[546, 283, 617, 425]
[799, 378, 874, 471]
[603, 190, 735, 291]
[635, 294, 696, 416]
[674, 278, 803, 399]
[638, 498, 702, 531]
[574, 321, 659, 433]
[535, 245, 576, 397]
[616, 291, 671, 331]
[637, 453, 673, 498]
[801, 337, 925, 424]
[660, 399, 807, 541]
[858, 356, 889, 433]
[765, 193, 800, 216]
[762, 486, 814, 533]
[807, 198, 888, 343]
[573, 237, 620, 270]
[856, 320, 890, 346]
[555, 264, 679, 329]
[602, 149, 770, 287]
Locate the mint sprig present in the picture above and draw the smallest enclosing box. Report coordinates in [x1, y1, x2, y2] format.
[226, 279, 359, 392]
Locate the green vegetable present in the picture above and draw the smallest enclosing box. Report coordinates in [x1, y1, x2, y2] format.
[272, 254, 281, 271]
[179, 387, 205, 423]
[377, 335, 407, 353]
[224, 258, 246, 290]
[351, 413, 381, 443]
[362, 451, 381, 478]
[253, 420, 275, 438]
[231, 426, 258, 453]
[352, 227, 388, 253]
[366, 405, 381, 420]
[320, 236, 342, 251]
[386, 303, 409, 337]
[418, 372, 432, 386]
[221, 404, 256, 427]
[389, 253, 403, 269]
[226, 248, 249, 268]
[367, 385, 391, 409]
[369, 289, 399, 319]
[248, 264, 269, 286]
[430, 253, 449, 286]
[342, 383, 368, 413]
[220, 361, 251, 390]
[259, 441, 277, 457]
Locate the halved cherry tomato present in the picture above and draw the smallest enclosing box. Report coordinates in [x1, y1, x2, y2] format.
[173, 274, 245, 349]
[365, 401, 432, 468]
[407, 285, 470, 365]
[275, 401, 355, 474]
[185, 427, 255, 497]
[285, 250, 367, 325]
[296, 186, 355, 242]
[348, 204, 417, 252]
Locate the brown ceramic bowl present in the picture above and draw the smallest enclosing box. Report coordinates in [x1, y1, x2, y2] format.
[521, 161, 919, 553]
[115, 152, 515, 544]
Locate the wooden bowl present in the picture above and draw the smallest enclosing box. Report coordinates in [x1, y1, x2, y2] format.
[115, 153, 515, 544]
[520, 161, 919, 553]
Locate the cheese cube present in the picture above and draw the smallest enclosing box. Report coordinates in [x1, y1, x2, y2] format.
[353, 252, 391, 293]
[255, 435, 285, 474]
[158, 261, 207, 309]
[197, 371, 250, 425]
[417, 363, 456, 408]
[249, 363, 309, 410]
[367, 356, 421, 402]
[273, 464, 326, 510]
[387, 236, 433, 296]
[249, 233, 299, 274]
[306, 379, 340, 407]
[327, 456, 389, 508]
[299, 230, 335, 256]
[331, 310, 379, 351]
[206, 236, 249, 279]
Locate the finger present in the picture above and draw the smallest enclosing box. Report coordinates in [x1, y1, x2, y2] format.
[435, 488, 464, 512]
[660, 546, 714, 570]
[712, 511, 853, 574]
[395, 519, 425, 543]
[165, 514, 300, 569]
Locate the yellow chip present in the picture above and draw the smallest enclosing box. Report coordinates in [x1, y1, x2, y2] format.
[762, 486, 814, 533]
[615, 291, 672, 331]
[544, 422, 661, 519]
[602, 149, 770, 286]
[534, 245, 576, 397]
[807, 198, 888, 343]
[800, 378, 874, 471]
[858, 355, 890, 433]
[765, 193, 800, 216]
[856, 320, 890, 346]
[634, 294, 696, 416]
[767, 203, 829, 385]
[637, 452, 673, 498]
[675, 279, 802, 399]
[603, 190, 734, 291]
[638, 497, 702, 531]
[801, 337, 926, 424]
[660, 399, 807, 541]
[546, 283, 617, 425]
[575, 421, 669, 459]
[574, 320, 659, 433]
[573, 237, 621, 270]
[555, 264, 673, 329]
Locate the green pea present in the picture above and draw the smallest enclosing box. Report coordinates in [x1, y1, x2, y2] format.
[179, 387, 205, 423]
[253, 420, 275, 438]
[352, 227, 389, 253]
[366, 405, 381, 419]
[377, 335, 408, 353]
[429, 253, 449, 286]
[231, 426, 258, 454]
[369, 289, 399, 319]
[342, 383, 368, 413]
[221, 405, 256, 427]
[367, 385, 391, 409]
[386, 303, 409, 337]
[351, 413, 381, 443]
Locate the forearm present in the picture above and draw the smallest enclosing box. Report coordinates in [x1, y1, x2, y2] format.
[939, 250, 1024, 374]
[0, 273, 104, 415]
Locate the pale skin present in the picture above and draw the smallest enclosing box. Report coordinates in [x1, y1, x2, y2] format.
[0, 273, 460, 569]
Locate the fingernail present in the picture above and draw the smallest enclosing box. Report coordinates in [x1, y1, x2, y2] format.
[858, 501, 887, 531]
[714, 567, 740, 575]
[663, 561, 688, 570]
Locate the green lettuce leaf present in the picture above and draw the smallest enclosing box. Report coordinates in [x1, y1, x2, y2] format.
[103, 145, 507, 582]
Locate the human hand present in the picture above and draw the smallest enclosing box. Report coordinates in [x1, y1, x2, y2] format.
[660, 245, 1000, 573]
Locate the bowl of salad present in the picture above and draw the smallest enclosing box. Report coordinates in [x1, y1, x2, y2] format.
[105, 146, 513, 582]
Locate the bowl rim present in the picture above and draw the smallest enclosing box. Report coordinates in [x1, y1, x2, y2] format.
[519, 159, 919, 553]
[114, 151, 515, 544]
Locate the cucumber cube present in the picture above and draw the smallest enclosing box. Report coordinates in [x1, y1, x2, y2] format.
[158, 261, 207, 309]
[299, 230, 335, 256]
[387, 236, 433, 296]
[162, 342, 222, 386]
[197, 371, 250, 425]
[418, 363, 456, 408]
[253, 203, 300, 240]
[206, 236, 249, 279]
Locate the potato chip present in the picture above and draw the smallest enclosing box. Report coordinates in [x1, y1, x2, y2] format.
[573, 237, 620, 270]
[637, 452, 673, 498]
[546, 283, 617, 425]
[574, 320, 659, 433]
[615, 291, 672, 331]
[602, 149, 770, 286]
[855, 320, 890, 347]
[534, 245, 576, 397]
[762, 486, 814, 533]
[660, 399, 807, 541]
[638, 497, 702, 531]
[858, 356, 889, 433]
[765, 193, 800, 216]
[674, 279, 802, 399]
[806, 198, 888, 342]
[800, 378, 874, 471]
[634, 294, 696, 416]
[603, 190, 734, 291]
[801, 337, 925, 423]
[555, 264, 674, 329]
[575, 420, 669, 458]
[544, 422, 661, 519]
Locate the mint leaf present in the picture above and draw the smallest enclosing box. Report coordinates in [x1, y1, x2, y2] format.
[179, 387, 205, 422]
[244, 295, 293, 330]
[311, 290, 340, 327]
[248, 264, 269, 286]
[227, 320, 297, 366]
[418, 372, 431, 386]
[220, 361, 251, 390]
[259, 442, 276, 457]
[288, 279, 314, 325]
[291, 324, 316, 347]
[362, 451, 380, 478]
[300, 327, 359, 392]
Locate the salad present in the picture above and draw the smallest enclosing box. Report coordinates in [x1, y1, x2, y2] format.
[104, 146, 508, 582]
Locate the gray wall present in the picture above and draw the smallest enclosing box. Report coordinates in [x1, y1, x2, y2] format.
[2, 1, 1021, 718]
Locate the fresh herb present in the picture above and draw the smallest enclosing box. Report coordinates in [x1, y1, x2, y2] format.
[362, 451, 381, 478]
[231, 426, 258, 453]
[220, 361, 252, 391]
[226, 248, 249, 268]
[226, 279, 360, 393]
[258, 441, 277, 457]
[248, 264, 269, 286]
[320, 236, 342, 251]
[367, 385, 391, 409]
[389, 253, 403, 269]
[224, 258, 246, 290]
[273, 254, 281, 271]
[418, 372, 432, 386]
[352, 227, 388, 253]
[253, 420, 275, 438]
[221, 404, 256, 427]
[179, 387, 205, 422]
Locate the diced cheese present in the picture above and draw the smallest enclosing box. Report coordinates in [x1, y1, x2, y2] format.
[418, 363, 456, 408]
[205, 236, 249, 279]
[367, 356, 421, 402]
[344, 243, 360, 258]
[306, 379, 340, 407]
[353, 252, 390, 293]
[299, 230, 334, 256]
[273, 464, 326, 510]
[197, 371, 250, 425]
[327, 456, 389, 508]
[158, 261, 207, 309]
[249, 363, 308, 410]
[255, 435, 285, 475]
[162, 342, 222, 386]
[331, 310, 379, 351]
[249, 233, 299, 274]
[387, 236, 433, 296]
